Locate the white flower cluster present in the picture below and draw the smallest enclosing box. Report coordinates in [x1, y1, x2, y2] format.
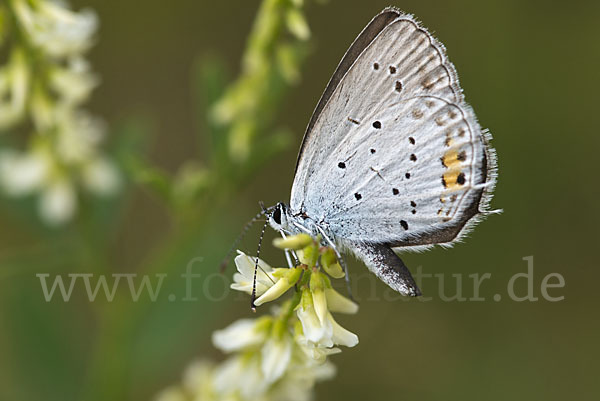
[156, 234, 359, 401]
[0, 0, 119, 224]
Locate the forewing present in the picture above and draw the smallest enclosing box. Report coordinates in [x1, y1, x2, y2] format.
[290, 9, 495, 247]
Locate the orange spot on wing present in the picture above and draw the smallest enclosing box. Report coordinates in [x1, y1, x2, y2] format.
[441, 149, 461, 169]
[441, 148, 467, 190]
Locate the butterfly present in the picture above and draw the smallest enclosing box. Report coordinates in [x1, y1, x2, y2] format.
[261, 7, 497, 298]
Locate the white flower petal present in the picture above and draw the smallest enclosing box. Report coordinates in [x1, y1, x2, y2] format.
[296, 333, 341, 363]
[0, 150, 48, 195]
[181, 360, 214, 400]
[55, 109, 105, 163]
[211, 318, 266, 353]
[296, 290, 333, 347]
[325, 288, 358, 314]
[230, 272, 270, 295]
[212, 356, 244, 394]
[237, 356, 268, 399]
[214, 355, 267, 399]
[233, 251, 276, 296]
[312, 288, 327, 324]
[253, 267, 301, 306]
[329, 312, 359, 347]
[234, 251, 273, 274]
[261, 334, 292, 383]
[253, 278, 290, 306]
[81, 157, 121, 195]
[49, 62, 97, 104]
[14, 0, 98, 58]
[39, 179, 76, 225]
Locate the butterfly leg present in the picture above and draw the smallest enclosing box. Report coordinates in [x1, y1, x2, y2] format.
[315, 225, 356, 302]
[279, 231, 299, 268]
[350, 242, 421, 297]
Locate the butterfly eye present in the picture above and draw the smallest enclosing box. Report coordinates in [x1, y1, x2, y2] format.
[272, 207, 282, 225]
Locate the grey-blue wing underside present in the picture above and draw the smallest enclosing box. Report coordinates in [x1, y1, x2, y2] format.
[290, 8, 495, 248]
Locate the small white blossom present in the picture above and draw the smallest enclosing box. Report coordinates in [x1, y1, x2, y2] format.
[157, 235, 360, 401]
[0, 149, 48, 196]
[260, 328, 292, 383]
[181, 360, 215, 401]
[327, 311, 359, 347]
[212, 317, 270, 353]
[55, 108, 105, 164]
[296, 287, 333, 346]
[254, 266, 302, 306]
[294, 324, 341, 363]
[296, 286, 359, 348]
[310, 270, 328, 323]
[39, 178, 76, 225]
[270, 359, 336, 401]
[231, 251, 302, 307]
[81, 157, 121, 195]
[231, 251, 277, 296]
[49, 58, 98, 104]
[12, 0, 98, 58]
[1, 0, 119, 224]
[213, 354, 268, 400]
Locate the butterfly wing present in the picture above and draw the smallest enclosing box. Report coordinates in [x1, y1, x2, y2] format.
[351, 242, 422, 296]
[291, 8, 495, 248]
[289, 8, 496, 295]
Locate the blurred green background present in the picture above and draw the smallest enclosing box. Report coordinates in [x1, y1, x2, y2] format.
[1, 0, 599, 401]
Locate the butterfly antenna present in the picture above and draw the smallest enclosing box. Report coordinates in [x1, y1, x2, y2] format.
[251, 216, 270, 311]
[219, 210, 266, 273]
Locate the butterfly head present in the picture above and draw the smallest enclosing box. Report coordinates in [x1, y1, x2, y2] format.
[267, 202, 291, 232]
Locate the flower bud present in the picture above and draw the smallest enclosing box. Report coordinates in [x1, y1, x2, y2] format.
[254, 266, 302, 306]
[321, 248, 345, 278]
[273, 233, 312, 250]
